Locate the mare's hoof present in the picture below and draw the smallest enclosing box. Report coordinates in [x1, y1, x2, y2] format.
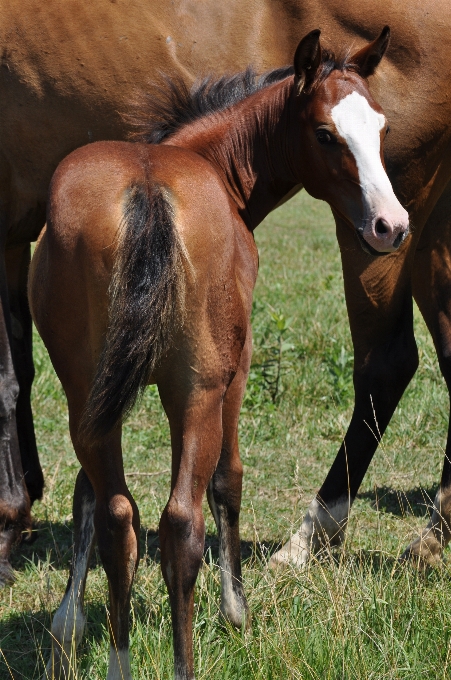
[268, 534, 310, 571]
[0, 559, 15, 587]
[400, 538, 443, 570]
[221, 595, 251, 630]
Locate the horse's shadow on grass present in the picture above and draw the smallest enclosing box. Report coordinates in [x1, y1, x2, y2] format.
[2, 498, 448, 679]
[0, 600, 109, 680]
[10, 483, 439, 575]
[11, 520, 276, 575]
[357, 485, 437, 518]
[3, 523, 278, 679]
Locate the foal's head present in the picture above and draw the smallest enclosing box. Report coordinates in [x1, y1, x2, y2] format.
[291, 28, 408, 254]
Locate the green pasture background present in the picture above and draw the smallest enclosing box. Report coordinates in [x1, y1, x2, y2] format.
[1, 192, 451, 678]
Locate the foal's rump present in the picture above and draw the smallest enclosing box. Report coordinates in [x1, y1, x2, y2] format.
[29, 140, 255, 439]
[81, 178, 185, 442]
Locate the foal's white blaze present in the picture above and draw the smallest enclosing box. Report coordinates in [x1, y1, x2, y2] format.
[331, 91, 409, 252]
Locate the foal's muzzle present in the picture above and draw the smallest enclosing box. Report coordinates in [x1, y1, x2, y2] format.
[357, 219, 410, 256]
[360, 206, 410, 254]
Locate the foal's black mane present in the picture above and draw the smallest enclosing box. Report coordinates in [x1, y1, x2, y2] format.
[129, 50, 357, 144]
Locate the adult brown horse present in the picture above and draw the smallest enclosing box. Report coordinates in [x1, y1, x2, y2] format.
[29, 30, 403, 680]
[2, 0, 451, 583]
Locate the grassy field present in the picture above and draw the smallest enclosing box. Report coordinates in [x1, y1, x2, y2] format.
[1, 191, 451, 679]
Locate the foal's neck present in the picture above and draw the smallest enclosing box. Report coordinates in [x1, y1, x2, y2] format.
[165, 78, 299, 230]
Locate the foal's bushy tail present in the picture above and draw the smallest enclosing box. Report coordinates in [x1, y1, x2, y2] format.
[80, 183, 184, 442]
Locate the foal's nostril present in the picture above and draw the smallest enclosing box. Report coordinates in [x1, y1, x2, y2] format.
[375, 218, 389, 236]
[393, 231, 405, 249]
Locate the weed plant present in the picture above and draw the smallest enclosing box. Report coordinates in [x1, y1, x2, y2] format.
[1, 193, 450, 678]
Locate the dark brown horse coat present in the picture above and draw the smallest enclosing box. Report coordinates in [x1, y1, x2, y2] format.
[2, 0, 451, 580]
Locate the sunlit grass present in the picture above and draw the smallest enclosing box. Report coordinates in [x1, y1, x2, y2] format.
[1, 192, 449, 678]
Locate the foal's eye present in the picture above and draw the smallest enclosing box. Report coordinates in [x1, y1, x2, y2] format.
[385, 125, 391, 136]
[315, 129, 336, 145]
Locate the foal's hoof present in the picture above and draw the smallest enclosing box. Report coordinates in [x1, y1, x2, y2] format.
[0, 559, 15, 587]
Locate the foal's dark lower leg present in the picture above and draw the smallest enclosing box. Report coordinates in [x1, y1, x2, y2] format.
[70, 421, 139, 679]
[93, 475, 139, 678]
[207, 347, 250, 627]
[45, 469, 96, 680]
[160, 498, 205, 680]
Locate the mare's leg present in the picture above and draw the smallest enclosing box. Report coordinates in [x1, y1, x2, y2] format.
[159, 378, 224, 680]
[207, 330, 252, 628]
[44, 469, 95, 680]
[403, 183, 451, 566]
[270, 217, 419, 567]
[0, 244, 31, 584]
[6, 243, 43, 506]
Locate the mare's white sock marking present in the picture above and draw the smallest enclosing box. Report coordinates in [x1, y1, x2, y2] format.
[107, 647, 132, 680]
[270, 496, 351, 567]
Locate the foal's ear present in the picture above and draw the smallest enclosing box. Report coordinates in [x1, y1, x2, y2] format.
[351, 26, 390, 78]
[294, 29, 322, 94]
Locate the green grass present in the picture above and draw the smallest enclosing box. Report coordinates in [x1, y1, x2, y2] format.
[1, 192, 451, 679]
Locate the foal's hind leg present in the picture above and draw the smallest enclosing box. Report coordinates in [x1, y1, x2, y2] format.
[405, 184, 451, 566]
[207, 331, 251, 628]
[78, 433, 139, 680]
[44, 469, 95, 680]
[158, 380, 224, 680]
[56, 393, 139, 680]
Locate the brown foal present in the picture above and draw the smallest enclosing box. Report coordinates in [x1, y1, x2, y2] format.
[29, 30, 406, 680]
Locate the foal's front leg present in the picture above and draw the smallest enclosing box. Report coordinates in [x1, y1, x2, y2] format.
[159, 384, 224, 680]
